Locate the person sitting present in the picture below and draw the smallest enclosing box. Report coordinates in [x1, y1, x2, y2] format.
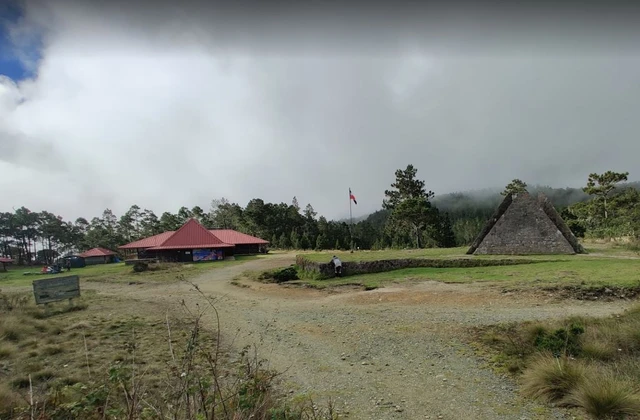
[330, 256, 343, 277]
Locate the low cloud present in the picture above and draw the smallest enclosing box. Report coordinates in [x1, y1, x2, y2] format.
[1, 1, 640, 221]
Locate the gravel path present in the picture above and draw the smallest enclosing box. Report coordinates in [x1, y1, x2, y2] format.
[93, 254, 636, 419]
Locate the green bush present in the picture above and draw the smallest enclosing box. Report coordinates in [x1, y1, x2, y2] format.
[257, 266, 299, 283]
[533, 323, 584, 357]
[132, 262, 148, 273]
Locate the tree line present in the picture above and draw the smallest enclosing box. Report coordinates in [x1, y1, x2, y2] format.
[1, 166, 637, 265]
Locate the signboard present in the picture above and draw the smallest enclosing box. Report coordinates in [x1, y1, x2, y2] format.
[192, 249, 224, 262]
[32, 275, 80, 305]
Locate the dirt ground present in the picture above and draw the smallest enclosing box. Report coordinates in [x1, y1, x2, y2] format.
[88, 253, 637, 419]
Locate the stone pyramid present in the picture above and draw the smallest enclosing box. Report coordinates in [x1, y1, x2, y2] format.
[467, 192, 584, 255]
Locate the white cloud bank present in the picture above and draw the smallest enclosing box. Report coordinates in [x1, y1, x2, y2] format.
[2, 0, 640, 221]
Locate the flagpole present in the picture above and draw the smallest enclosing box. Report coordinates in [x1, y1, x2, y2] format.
[349, 188, 353, 252]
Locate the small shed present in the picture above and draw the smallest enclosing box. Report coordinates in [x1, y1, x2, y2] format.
[59, 255, 86, 268]
[0, 257, 14, 272]
[79, 248, 117, 265]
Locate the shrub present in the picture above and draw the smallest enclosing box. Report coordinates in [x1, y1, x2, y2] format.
[0, 344, 15, 359]
[0, 384, 21, 418]
[259, 266, 299, 283]
[132, 262, 148, 273]
[581, 341, 617, 361]
[0, 316, 24, 342]
[10, 377, 31, 389]
[624, 240, 640, 252]
[0, 292, 29, 312]
[521, 353, 587, 403]
[42, 345, 64, 356]
[567, 369, 640, 419]
[272, 267, 299, 282]
[533, 323, 584, 357]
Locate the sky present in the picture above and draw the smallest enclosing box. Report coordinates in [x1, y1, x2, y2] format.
[1, 0, 640, 222]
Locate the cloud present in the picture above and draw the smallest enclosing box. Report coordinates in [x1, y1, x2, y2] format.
[1, 0, 640, 222]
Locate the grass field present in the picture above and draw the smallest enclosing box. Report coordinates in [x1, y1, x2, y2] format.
[293, 244, 640, 290]
[301, 242, 640, 264]
[300, 247, 470, 262]
[0, 256, 259, 287]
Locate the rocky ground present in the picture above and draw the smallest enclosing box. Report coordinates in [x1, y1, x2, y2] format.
[90, 253, 637, 419]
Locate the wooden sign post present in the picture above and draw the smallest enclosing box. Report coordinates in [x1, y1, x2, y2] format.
[32, 276, 80, 313]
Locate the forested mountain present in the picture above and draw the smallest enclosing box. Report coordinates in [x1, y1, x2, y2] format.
[1, 167, 638, 266]
[357, 180, 640, 247]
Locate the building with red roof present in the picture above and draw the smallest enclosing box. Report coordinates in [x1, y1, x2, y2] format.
[0, 257, 14, 272]
[119, 219, 269, 262]
[79, 247, 117, 265]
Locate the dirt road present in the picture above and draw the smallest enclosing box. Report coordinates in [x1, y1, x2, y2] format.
[92, 254, 636, 419]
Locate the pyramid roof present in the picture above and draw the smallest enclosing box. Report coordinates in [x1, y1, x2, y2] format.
[467, 192, 584, 255]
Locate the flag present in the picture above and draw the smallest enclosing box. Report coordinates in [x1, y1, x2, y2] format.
[349, 188, 357, 205]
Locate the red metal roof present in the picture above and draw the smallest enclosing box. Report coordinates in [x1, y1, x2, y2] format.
[210, 230, 269, 245]
[118, 231, 175, 249]
[149, 243, 234, 250]
[118, 221, 269, 250]
[147, 219, 232, 250]
[0, 257, 13, 263]
[80, 247, 117, 258]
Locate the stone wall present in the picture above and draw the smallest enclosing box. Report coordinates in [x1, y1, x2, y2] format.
[296, 255, 546, 280]
[474, 194, 576, 255]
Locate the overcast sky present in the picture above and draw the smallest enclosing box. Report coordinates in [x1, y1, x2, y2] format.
[2, 0, 640, 221]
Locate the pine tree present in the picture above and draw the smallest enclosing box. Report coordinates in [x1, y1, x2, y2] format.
[315, 233, 328, 250]
[334, 239, 341, 250]
[271, 234, 279, 249]
[435, 212, 456, 248]
[383, 164, 439, 248]
[501, 179, 528, 196]
[279, 232, 290, 249]
[290, 230, 300, 249]
[300, 234, 311, 250]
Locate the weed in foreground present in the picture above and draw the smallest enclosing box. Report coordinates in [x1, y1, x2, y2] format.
[521, 353, 587, 404]
[0, 282, 336, 419]
[567, 369, 640, 419]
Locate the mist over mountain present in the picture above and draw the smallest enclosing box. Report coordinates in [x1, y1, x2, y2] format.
[347, 181, 640, 225]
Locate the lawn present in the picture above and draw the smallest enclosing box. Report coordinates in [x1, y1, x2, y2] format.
[300, 247, 596, 263]
[301, 241, 640, 264]
[300, 247, 470, 263]
[292, 257, 640, 290]
[0, 255, 259, 287]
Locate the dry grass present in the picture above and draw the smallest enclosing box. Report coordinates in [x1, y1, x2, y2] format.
[521, 353, 587, 403]
[0, 286, 335, 419]
[567, 369, 640, 419]
[479, 305, 640, 419]
[0, 342, 17, 359]
[0, 383, 22, 414]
